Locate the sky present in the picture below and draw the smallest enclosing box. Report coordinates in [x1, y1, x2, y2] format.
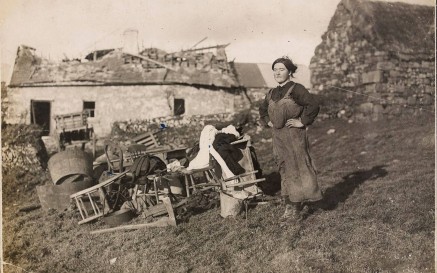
[0, 0, 434, 83]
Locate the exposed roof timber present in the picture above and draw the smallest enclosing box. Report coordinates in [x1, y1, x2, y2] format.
[189, 37, 208, 50]
[124, 52, 177, 71]
[169, 43, 230, 54]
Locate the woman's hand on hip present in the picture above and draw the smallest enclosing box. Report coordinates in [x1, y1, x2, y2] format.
[267, 121, 273, 128]
[285, 118, 304, 128]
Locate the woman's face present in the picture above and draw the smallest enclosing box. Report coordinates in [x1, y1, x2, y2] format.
[273, 63, 290, 84]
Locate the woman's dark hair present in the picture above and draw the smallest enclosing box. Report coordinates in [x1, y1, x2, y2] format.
[272, 56, 298, 76]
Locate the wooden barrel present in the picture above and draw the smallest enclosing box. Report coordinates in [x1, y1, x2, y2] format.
[48, 148, 93, 185]
[37, 178, 95, 211]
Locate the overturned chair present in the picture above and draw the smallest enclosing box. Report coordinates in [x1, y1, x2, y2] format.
[71, 153, 177, 225]
[181, 134, 266, 217]
[211, 137, 266, 217]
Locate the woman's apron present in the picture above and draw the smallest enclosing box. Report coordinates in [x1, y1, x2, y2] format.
[267, 84, 322, 203]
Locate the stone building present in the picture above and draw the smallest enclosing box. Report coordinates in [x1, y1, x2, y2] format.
[310, 0, 435, 118]
[6, 42, 247, 137]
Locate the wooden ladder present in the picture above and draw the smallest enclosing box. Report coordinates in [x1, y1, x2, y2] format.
[70, 171, 129, 224]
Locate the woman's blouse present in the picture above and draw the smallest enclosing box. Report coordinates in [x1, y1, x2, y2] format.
[258, 81, 320, 127]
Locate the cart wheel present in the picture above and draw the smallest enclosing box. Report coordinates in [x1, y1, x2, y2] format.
[93, 164, 106, 182]
[96, 174, 132, 211]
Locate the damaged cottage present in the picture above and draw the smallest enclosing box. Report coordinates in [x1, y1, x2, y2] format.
[5, 30, 249, 138]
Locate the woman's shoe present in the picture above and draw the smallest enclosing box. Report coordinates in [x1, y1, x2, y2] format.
[281, 204, 300, 220]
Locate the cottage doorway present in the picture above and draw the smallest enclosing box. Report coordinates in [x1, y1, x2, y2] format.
[30, 100, 51, 136]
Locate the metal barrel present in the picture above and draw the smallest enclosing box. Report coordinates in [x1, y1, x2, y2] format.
[48, 148, 94, 185]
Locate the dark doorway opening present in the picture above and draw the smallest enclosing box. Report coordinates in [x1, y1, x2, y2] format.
[30, 100, 51, 136]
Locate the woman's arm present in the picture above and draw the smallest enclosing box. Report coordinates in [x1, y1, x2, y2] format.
[258, 91, 272, 127]
[290, 84, 320, 126]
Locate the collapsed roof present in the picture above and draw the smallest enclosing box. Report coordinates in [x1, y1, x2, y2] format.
[10, 44, 240, 89]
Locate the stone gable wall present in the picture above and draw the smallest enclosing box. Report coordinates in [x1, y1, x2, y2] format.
[310, 4, 435, 120]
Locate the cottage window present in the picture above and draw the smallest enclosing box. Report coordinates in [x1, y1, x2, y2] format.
[83, 101, 95, 117]
[174, 98, 185, 116]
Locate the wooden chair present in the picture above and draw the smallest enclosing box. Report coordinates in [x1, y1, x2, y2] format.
[130, 171, 169, 211]
[207, 137, 266, 218]
[211, 137, 265, 195]
[178, 136, 265, 197]
[103, 140, 125, 174]
[132, 131, 170, 153]
[102, 141, 150, 173]
[125, 144, 149, 165]
[132, 131, 188, 164]
[179, 166, 220, 197]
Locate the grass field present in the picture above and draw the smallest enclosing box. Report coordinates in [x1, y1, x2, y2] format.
[2, 114, 435, 273]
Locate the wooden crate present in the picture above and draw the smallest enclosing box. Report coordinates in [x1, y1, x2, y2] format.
[54, 111, 90, 132]
[54, 111, 95, 155]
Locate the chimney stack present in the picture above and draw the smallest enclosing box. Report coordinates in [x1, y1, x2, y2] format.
[122, 29, 139, 54]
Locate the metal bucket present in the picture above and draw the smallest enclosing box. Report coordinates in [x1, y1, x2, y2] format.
[220, 191, 243, 218]
[48, 148, 93, 185]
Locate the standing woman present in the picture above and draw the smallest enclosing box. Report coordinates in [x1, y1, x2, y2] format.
[259, 56, 322, 221]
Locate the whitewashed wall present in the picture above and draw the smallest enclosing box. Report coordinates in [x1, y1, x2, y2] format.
[6, 85, 239, 136]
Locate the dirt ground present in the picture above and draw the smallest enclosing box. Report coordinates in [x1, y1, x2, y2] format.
[2, 113, 435, 273]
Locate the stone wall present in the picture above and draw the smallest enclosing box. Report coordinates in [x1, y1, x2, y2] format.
[111, 112, 249, 147]
[310, 2, 435, 120]
[246, 88, 270, 103]
[2, 124, 49, 174]
[1, 82, 8, 124]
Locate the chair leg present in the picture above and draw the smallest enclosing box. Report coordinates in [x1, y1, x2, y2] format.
[183, 173, 198, 196]
[206, 169, 219, 183]
[153, 177, 160, 203]
[203, 170, 211, 183]
[184, 175, 190, 197]
[190, 175, 197, 193]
